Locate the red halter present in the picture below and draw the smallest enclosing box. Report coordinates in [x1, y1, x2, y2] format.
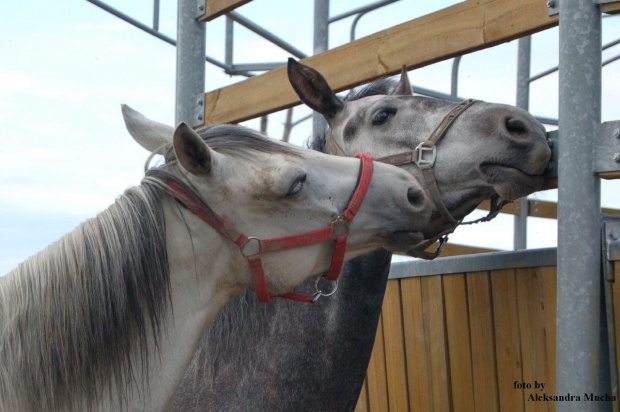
[166, 153, 375, 303]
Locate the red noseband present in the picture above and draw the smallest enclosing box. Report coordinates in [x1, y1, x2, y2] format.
[167, 153, 375, 303]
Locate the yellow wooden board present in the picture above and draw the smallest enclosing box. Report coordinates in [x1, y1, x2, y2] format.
[198, 0, 251, 21]
[201, 0, 558, 125]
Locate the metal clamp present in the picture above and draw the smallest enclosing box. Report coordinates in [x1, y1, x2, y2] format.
[415, 142, 437, 168]
[605, 220, 620, 262]
[331, 216, 350, 237]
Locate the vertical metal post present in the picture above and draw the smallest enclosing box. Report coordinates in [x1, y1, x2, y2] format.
[450, 56, 461, 98]
[225, 17, 233, 67]
[556, 0, 602, 409]
[514, 37, 531, 250]
[153, 0, 160, 31]
[175, 0, 206, 125]
[312, 0, 329, 139]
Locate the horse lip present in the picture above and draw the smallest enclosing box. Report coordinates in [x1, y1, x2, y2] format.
[386, 230, 425, 251]
[479, 163, 542, 179]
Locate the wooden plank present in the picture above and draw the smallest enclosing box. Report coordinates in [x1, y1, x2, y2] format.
[467, 271, 500, 412]
[491, 269, 525, 412]
[603, 2, 620, 15]
[366, 312, 389, 412]
[476, 199, 620, 220]
[601, 171, 620, 180]
[202, 0, 557, 125]
[198, 0, 252, 22]
[443, 274, 475, 412]
[540, 266, 557, 411]
[354, 378, 369, 412]
[382, 281, 409, 411]
[422, 275, 451, 412]
[614, 262, 620, 412]
[394, 243, 498, 259]
[516, 267, 551, 412]
[402, 277, 433, 412]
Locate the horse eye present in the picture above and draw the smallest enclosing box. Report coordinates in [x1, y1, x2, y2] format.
[286, 174, 306, 197]
[372, 108, 397, 125]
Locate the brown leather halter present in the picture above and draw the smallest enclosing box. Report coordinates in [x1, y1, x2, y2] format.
[166, 153, 375, 303]
[328, 98, 507, 260]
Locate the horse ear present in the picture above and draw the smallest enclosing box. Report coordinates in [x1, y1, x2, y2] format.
[122, 104, 175, 155]
[173, 123, 214, 176]
[287, 58, 344, 121]
[391, 65, 413, 96]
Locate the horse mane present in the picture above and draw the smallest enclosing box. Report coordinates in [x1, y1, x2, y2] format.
[0, 123, 298, 412]
[0, 180, 170, 412]
[306, 78, 398, 153]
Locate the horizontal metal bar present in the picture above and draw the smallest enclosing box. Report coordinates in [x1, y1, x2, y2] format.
[529, 38, 620, 82]
[227, 11, 307, 59]
[85, 0, 176, 46]
[603, 37, 620, 50]
[603, 53, 620, 67]
[291, 114, 312, 127]
[328, 0, 401, 23]
[85, 0, 239, 75]
[535, 116, 559, 126]
[388, 247, 557, 279]
[228, 62, 286, 72]
[529, 65, 558, 83]
[413, 85, 557, 125]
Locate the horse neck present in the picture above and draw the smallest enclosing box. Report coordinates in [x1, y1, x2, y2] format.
[135, 199, 241, 411]
[0, 183, 241, 412]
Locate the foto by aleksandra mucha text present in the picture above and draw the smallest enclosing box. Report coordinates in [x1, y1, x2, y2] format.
[514, 381, 616, 402]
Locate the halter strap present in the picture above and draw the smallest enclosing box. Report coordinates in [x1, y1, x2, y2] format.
[167, 153, 375, 304]
[373, 99, 483, 260]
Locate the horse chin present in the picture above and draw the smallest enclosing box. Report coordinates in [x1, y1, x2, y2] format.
[479, 164, 545, 201]
[385, 231, 425, 252]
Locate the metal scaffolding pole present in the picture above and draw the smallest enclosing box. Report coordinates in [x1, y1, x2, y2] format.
[556, 0, 602, 409]
[514, 37, 531, 250]
[175, 0, 206, 125]
[312, 0, 329, 140]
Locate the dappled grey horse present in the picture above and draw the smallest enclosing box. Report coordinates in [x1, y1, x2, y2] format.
[167, 60, 551, 411]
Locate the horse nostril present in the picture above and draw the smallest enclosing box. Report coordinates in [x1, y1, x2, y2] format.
[407, 187, 425, 208]
[505, 117, 529, 136]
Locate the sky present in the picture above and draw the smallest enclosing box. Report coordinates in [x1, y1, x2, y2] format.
[1, 0, 619, 275]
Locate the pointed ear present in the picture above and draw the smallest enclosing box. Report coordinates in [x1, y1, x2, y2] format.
[391, 65, 413, 96]
[173, 123, 214, 176]
[287, 58, 344, 121]
[122, 104, 175, 155]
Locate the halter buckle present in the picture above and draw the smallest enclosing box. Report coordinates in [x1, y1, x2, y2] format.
[415, 142, 437, 168]
[331, 216, 350, 237]
[240, 236, 262, 258]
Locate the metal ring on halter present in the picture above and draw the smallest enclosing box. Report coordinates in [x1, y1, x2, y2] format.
[240, 236, 262, 258]
[312, 276, 339, 302]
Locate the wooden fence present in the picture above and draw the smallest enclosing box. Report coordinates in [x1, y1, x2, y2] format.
[355, 266, 558, 412]
[356, 259, 620, 411]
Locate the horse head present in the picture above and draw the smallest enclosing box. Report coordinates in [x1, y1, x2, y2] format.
[123, 105, 431, 297]
[288, 59, 551, 242]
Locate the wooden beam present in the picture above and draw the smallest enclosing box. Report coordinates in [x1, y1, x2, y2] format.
[394, 243, 498, 258]
[198, 0, 252, 22]
[477, 198, 620, 220]
[602, 2, 620, 15]
[601, 171, 620, 180]
[202, 0, 559, 126]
